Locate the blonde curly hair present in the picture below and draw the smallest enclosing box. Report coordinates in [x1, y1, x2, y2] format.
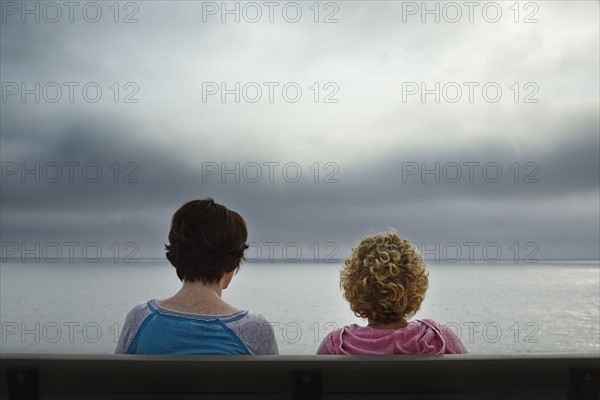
[341, 232, 429, 325]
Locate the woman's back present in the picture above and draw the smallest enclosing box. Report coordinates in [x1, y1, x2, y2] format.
[317, 319, 466, 355]
[116, 300, 278, 355]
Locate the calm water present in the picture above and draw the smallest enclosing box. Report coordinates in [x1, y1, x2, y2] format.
[1, 260, 598, 355]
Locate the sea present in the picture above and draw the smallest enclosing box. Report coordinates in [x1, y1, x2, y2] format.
[1, 260, 598, 355]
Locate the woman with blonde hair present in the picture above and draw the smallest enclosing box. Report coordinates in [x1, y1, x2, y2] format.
[317, 232, 467, 355]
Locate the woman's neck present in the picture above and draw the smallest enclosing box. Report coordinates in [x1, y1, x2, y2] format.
[180, 279, 223, 298]
[157, 279, 238, 315]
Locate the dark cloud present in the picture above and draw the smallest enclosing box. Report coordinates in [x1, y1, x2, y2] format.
[1, 110, 598, 259]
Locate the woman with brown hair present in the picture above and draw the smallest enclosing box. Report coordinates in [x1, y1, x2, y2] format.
[115, 198, 278, 355]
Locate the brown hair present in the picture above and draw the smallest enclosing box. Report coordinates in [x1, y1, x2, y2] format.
[341, 232, 429, 325]
[165, 198, 248, 283]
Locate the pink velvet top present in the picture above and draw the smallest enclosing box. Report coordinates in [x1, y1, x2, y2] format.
[317, 319, 467, 355]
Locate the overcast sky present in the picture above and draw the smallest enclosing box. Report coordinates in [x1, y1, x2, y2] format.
[1, 1, 598, 262]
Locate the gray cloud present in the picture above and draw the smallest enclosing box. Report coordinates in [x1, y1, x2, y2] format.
[1, 1, 598, 260]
